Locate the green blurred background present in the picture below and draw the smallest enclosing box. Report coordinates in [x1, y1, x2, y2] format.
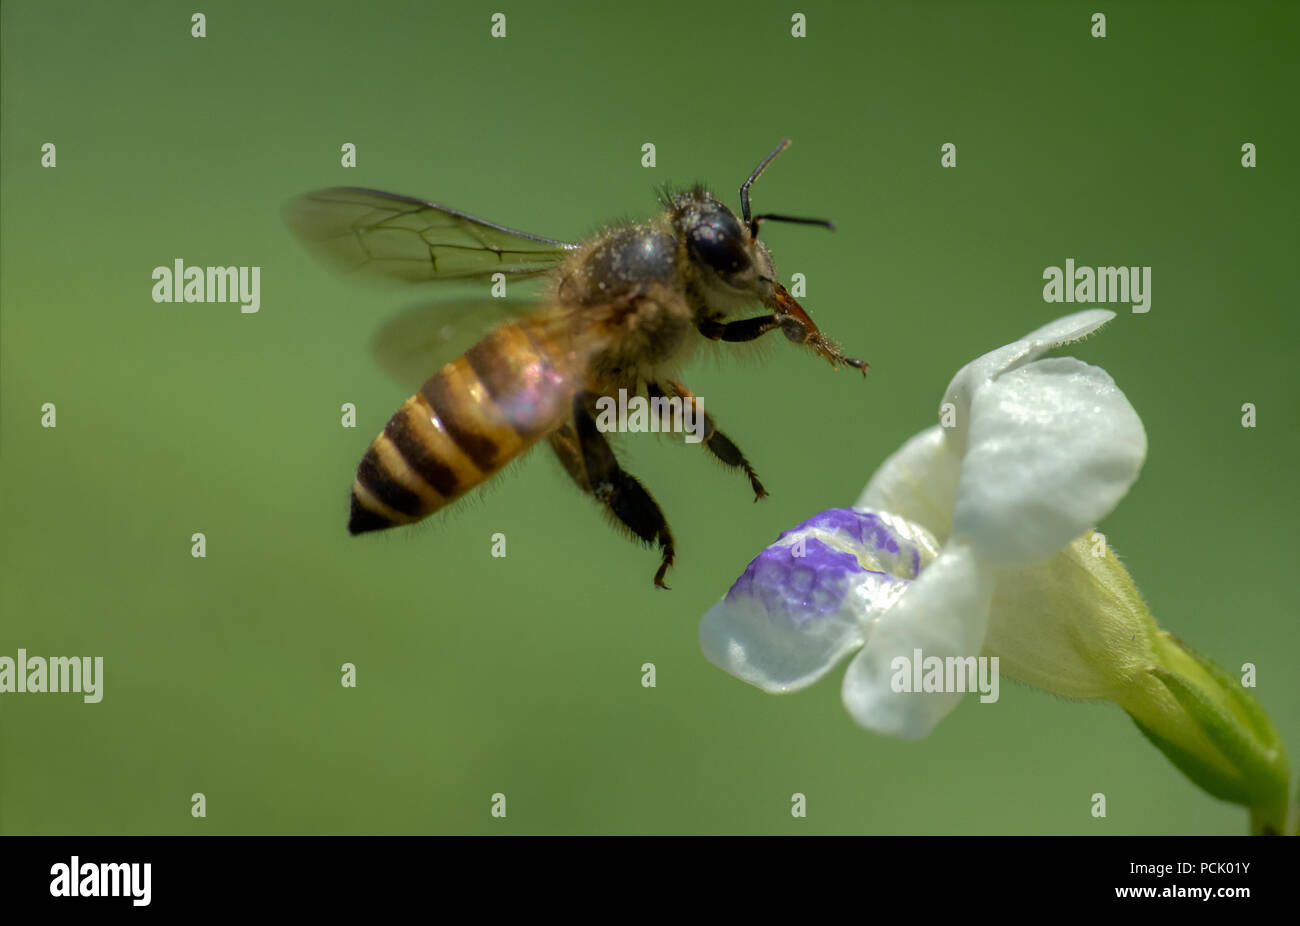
[2, 0, 1296, 834]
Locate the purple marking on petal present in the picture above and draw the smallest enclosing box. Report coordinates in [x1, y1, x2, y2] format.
[778, 508, 864, 544]
[779, 507, 904, 556]
[727, 538, 867, 623]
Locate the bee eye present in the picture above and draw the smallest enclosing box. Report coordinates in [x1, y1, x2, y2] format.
[688, 215, 751, 278]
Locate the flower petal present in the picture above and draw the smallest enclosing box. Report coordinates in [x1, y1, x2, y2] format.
[984, 534, 1157, 701]
[699, 541, 878, 693]
[951, 357, 1147, 563]
[942, 310, 1116, 454]
[841, 541, 994, 738]
[857, 426, 961, 543]
[699, 509, 935, 694]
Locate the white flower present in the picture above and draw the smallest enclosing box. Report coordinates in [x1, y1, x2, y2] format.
[699, 310, 1148, 739]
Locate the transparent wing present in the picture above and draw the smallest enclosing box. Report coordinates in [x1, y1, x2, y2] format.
[369, 293, 634, 397]
[284, 187, 579, 283]
[370, 297, 545, 391]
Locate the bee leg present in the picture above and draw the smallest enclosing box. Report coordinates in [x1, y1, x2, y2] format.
[547, 421, 590, 491]
[555, 397, 677, 589]
[647, 381, 767, 502]
[775, 314, 870, 374]
[699, 292, 869, 375]
[697, 315, 780, 342]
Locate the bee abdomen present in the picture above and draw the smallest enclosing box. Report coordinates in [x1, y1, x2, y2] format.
[348, 323, 572, 534]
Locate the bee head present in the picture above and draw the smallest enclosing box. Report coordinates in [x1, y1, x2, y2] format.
[669, 189, 770, 294]
[665, 141, 833, 306]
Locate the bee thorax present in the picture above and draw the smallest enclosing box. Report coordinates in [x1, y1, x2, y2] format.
[566, 225, 678, 305]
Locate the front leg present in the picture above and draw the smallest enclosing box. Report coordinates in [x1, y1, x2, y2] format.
[696, 314, 779, 342]
[698, 282, 869, 374]
[768, 281, 869, 373]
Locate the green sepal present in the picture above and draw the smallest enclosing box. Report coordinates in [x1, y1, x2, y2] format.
[1129, 714, 1253, 807]
[1142, 637, 1289, 829]
[1164, 637, 1284, 756]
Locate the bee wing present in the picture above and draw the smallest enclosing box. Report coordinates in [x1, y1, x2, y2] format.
[372, 292, 633, 399]
[284, 187, 579, 283]
[371, 297, 546, 391]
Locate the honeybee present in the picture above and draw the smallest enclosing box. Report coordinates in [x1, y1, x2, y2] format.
[285, 140, 867, 588]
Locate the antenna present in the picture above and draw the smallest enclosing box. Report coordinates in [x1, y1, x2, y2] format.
[739, 139, 835, 236]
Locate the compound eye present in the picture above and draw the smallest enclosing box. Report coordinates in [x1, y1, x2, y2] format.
[688, 214, 751, 278]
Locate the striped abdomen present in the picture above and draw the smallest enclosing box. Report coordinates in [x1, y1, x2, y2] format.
[348, 323, 576, 534]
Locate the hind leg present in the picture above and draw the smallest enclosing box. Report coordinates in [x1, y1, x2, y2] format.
[549, 395, 676, 588]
